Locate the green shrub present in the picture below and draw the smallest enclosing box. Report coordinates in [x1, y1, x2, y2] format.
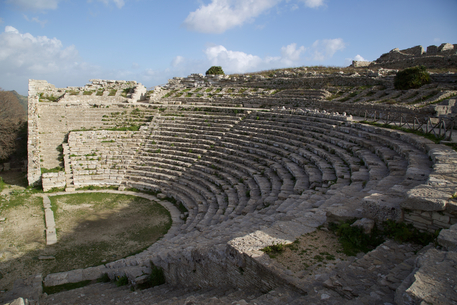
[0, 177, 4, 192]
[394, 66, 431, 90]
[329, 219, 439, 256]
[205, 66, 225, 75]
[115, 275, 129, 286]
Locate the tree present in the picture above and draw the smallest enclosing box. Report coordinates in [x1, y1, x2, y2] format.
[394, 66, 431, 90]
[205, 66, 225, 75]
[0, 90, 27, 161]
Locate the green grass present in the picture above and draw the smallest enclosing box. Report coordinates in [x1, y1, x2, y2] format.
[0, 177, 4, 192]
[261, 243, 286, 258]
[41, 167, 64, 174]
[44, 193, 172, 273]
[0, 190, 42, 212]
[108, 89, 117, 96]
[108, 125, 140, 131]
[83, 90, 95, 95]
[329, 219, 439, 256]
[76, 185, 118, 191]
[116, 275, 129, 286]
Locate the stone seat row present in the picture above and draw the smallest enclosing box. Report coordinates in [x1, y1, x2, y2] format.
[121, 110, 429, 234]
[125, 116, 364, 231]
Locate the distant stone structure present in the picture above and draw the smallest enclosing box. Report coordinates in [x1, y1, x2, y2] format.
[352, 42, 457, 69]
[14, 44, 457, 305]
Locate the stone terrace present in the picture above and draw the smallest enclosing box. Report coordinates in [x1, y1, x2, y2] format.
[13, 62, 457, 304]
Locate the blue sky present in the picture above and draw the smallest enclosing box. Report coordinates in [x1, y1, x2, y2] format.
[1, 0, 456, 95]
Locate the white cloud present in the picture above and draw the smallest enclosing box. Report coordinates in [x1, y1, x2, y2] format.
[300, 0, 325, 8]
[0, 26, 104, 93]
[280, 43, 306, 65]
[204, 42, 305, 73]
[5, 0, 60, 11]
[0, 26, 79, 74]
[171, 56, 184, 67]
[311, 38, 345, 61]
[344, 54, 367, 66]
[354, 54, 366, 61]
[183, 0, 281, 34]
[23, 15, 48, 27]
[91, 0, 125, 9]
[205, 45, 263, 72]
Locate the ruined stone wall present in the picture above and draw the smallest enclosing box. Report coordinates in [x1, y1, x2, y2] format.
[36, 103, 155, 171]
[370, 55, 457, 70]
[42, 171, 66, 192]
[27, 80, 53, 185]
[160, 244, 290, 292]
[27, 79, 157, 186]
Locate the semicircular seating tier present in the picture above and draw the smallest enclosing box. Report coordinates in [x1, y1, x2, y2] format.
[43, 106, 457, 297]
[66, 108, 433, 235]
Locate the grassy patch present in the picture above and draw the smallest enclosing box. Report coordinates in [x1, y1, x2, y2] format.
[108, 125, 140, 131]
[329, 219, 439, 256]
[41, 167, 64, 174]
[44, 193, 171, 273]
[0, 189, 42, 212]
[328, 219, 383, 256]
[76, 185, 118, 191]
[261, 243, 286, 258]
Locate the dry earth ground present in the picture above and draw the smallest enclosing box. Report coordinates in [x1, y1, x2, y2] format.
[0, 174, 171, 292]
[266, 229, 351, 279]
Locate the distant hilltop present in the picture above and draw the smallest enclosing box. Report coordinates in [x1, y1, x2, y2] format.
[352, 42, 457, 69]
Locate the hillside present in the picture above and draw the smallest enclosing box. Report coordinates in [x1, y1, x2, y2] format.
[0, 90, 27, 162]
[11, 90, 28, 115]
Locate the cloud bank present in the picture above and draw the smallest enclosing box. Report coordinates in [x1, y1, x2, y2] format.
[183, 0, 281, 33]
[183, 0, 327, 33]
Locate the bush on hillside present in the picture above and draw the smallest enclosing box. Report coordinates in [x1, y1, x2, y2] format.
[205, 66, 225, 75]
[394, 65, 431, 90]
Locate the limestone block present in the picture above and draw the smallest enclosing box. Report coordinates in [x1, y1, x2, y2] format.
[44, 269, 83, 287]
[400, 45, 425, 56]
[438, 42, 455, 54]
[437, 223, 457, 250]
[362, 193, 403, 222]
[395, 248, 457, 305]
[402, 186, 449, 211]
[81, 266, 106, 281]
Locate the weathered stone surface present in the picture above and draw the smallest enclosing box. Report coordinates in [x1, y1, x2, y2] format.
[438, 223, 457, 250]
[402, 186, 449, 211]
[351, 218, 375, 234]
[396, 248, 457, 305]
[44, 270, 83, 287]
[0, 275, 42, 304]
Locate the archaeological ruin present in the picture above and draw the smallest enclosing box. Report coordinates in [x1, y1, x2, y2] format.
[3, 43, 457, 304]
